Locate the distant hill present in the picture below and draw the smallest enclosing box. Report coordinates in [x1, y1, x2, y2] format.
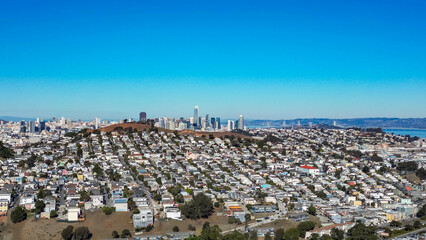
[246, 118, 426, 129]
[93, 123, 251, 139]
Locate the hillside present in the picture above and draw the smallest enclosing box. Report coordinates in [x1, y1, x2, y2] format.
[93, 123, 251, 139]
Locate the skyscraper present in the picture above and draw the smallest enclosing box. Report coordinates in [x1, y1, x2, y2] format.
[94, 118, 100, 129]
[227, 120, 235, 131]
[194, 105, 199, 127]
[238, 115, 244, 130]
[205, 114, 210, 128]
[215, 117, 220, 129]
[201, 118, 207, 129]
[139, 112, 147, 122]
[29, 121, 36, 133]
[40, 121, 46, 131]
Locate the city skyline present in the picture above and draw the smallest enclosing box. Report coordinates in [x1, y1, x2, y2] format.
[1, 1, 426, 119]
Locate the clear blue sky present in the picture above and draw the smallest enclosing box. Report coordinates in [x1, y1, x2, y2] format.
[1, 0, 425, 120]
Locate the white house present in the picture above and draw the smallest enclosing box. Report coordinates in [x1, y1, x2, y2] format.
[297, 165, 319, 175]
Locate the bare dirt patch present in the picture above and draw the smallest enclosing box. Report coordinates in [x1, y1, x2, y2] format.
[2, 211, 133, 240]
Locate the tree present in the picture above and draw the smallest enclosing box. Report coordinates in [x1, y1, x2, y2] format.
[264, 232, 272, 240]
[102, 206, 116, 215]
[128, 197, 136, 211]
[198, 225, 222, 240]
[61, 225, 74, 240]
[417, 204, 426, 218]
[275, 228, 285, 240]
[404, 224, 414, 231]
[249, 230, 258, 240]
[414, 220, 422, 229]
[308, 206, 317, 215]
[245, 213, 251, 230]
[309, 233, 320, 240]
[416, 167, 426, 180]
[297, 221, 315, 237]
[181, 193, 214, 220]
[284, 228, 300, 240]
[74, 226, 92, 240]
[396, 161, 418, 173]
[121, 229, 131, 238]
[11, 206, 27, 223]
[347, 222, 377, 240]
[390, 220, 402, 227]
[0, 141, 14, 159]
[50, 210, 58, 218]
[222, 231, 245, 240]
[173, 226, 180, 232]
[331, 228, 345, 240]
[111, 231, 119, 238]
[319, 235, 333, 240]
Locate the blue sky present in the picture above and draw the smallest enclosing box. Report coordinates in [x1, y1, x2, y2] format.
[1, 0, 425, 120]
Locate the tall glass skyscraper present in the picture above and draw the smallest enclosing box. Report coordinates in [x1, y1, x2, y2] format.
[238, 115, 244, 130]
[193, 106, 199, 127]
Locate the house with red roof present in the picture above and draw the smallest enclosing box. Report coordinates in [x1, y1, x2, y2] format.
[297, 165, 320, 175]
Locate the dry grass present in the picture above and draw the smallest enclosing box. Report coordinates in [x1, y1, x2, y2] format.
[1, 211, 133, 240]
[91, 123, 251, 139]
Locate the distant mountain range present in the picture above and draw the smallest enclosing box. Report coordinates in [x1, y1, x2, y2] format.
[245, 118, 426, 129]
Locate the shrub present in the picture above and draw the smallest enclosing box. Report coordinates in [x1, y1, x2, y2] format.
[102, 206, 116, 215]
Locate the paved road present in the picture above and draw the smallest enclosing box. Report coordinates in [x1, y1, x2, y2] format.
[222, 211, 285, 234]
[118, 155, 159, 215]
[388, 226, 426, 239]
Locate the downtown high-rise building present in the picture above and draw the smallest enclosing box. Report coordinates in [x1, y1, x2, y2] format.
[237, 115, 244, 130]
[29, 121, 36, 133]
[193, 105, 199, 127]
[227, 120, 235, 131]
[139, 112, 147, 122]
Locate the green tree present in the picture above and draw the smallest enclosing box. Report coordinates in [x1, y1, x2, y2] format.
[198, 225, 222, 240]
[50, 210, 58, 218]
[414, 220, 422, 229]
[11, 206, 27, 223]
[0, 141, 14, 159]
[102, 206, 116, 215]
[245, 213, 251, 230]
[331, 228, 345, 240]
[181, 193, 214, 220]
[74, 226, 92, 240]
[111, 230, 119, 238]
[222, 231, 245, 240]
[319, 234, 333, 240]
[249, 230, 258, 240]
[417, 204, 426, 218]
[120, 229, 131, 238]
[347, 222, 377, 240]
[297, 221, 315, 237]
[284, 228, 300, 240]
[275, 228, 285, 240]
[61, 225, 74, 240]
[308, 206, 317, 215]
[264, 232, 272, 240]
[35, 200, 45, 214]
